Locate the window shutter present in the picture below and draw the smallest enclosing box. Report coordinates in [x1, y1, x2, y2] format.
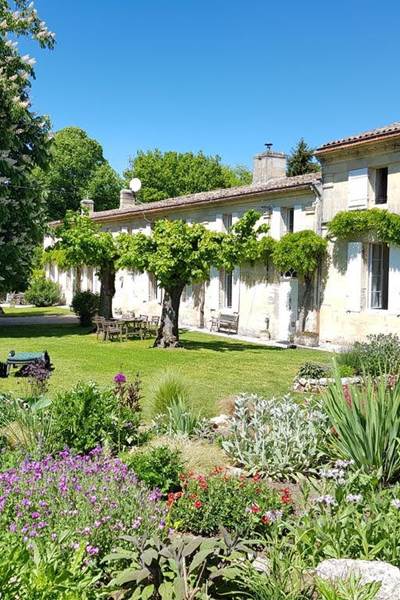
[293, 205, 306, 232]
[270, 207, 282, 239]
[389, 246, 400, 314]
[348, 168, 368, 209]
[346, 242, 363, 312]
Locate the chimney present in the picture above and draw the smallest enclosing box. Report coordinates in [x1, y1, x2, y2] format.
[119, 188, 135, 210]
[252, 146, 287, 185]
[80, 197, 94, 215]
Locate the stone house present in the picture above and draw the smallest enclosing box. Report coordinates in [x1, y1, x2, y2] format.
[46, 122, 400, 348]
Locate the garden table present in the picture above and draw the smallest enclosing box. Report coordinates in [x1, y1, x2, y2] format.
[6, 351, 45, 375]
[119, 317, 149, 340]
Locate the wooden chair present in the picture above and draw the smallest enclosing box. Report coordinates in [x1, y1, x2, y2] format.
[148, 315, 160, 336]
[93, 316, 106, 340]
[104, 320, 128, 342]
[139, 314, 149, 322]
[217, 312, 239, 334]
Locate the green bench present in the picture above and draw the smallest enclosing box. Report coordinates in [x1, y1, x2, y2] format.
[6, 351, 46, 375]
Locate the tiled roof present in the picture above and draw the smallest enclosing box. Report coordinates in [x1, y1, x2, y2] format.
[88, 171, 321, 223]
[316, 122, 400, 153]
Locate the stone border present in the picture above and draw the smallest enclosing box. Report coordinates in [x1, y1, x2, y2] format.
[293, 376, 362, 393]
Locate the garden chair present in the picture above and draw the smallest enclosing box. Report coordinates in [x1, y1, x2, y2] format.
[104, 320, 128, 342]
[148, 316, 160, 336]
[139, 314, 149, 322]
[93, 316, 106, 340]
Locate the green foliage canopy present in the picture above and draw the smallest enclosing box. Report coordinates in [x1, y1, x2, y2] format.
[0, 0, 54, 292]
[286, 138, 320, 177]
[123, 149, 252, 203]
[328, 208, 400, 246]
[35, 127, 122, 220]
[273, 230, 327, 280]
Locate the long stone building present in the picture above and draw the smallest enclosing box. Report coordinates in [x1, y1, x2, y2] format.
[46, 122, 400, 349]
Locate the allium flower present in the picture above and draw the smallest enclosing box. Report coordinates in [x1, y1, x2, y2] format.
[114, 372, 126, 384]
[314, 495, 337, 507]
[346, 494, 363, 504]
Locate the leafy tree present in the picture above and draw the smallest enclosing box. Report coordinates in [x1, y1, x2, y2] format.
[286, 138, 320, 177]
[35, 127, 122, 220]
[273, 230, 327, 332]
[123, 149, 252, 203]
[117, 210, 271, 347]
[0, 0, 54, 293]
[49, 211, 118, 318]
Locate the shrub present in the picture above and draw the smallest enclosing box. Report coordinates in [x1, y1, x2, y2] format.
[296, 362, 329, 380]
[323, 374, 400, 483]
[121, 445, 184, 494]
[337, 364, 356, 378]
[51, 381, 140, 453]
[71, 290, 100, 326]
[336, 334, 400, 376]
[151, 371, 189, 417]
[169, 469, 293, 536]
[25, 274, 61, 307]
[0, 449, 167, 561]
[0, 396, 54, 457]
[223, 394, 328, 478]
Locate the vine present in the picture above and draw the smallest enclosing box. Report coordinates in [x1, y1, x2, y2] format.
[328, 209, 400, 246]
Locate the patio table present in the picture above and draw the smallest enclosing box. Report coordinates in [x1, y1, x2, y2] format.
[6, 351, 45, 375]
[118, 317, 149, 340]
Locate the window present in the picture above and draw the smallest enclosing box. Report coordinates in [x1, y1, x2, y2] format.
[368, 243, 389, 309]
[149, 273, 161, 302]
[375, 167, 388, 204]
[222, 213, 232, 232]
[283, 208, 294, 233]
[222, 270, 233, 308]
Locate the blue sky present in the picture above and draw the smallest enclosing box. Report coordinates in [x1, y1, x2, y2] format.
[24, 0, 400, 174]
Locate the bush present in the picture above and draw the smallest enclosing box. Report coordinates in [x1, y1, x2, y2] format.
[222, 394, 328, 478]
[151, 371, 189, 417]
[323, 374, 400, 483]
[336, 334, 400, 376]
[169, 469, 293, 536]
[0, 449, 167, 561]
[51, 381, 140, 453]
[25, 274, 61, 307]
[296, 362, 329, 380]
[121, 445, 184, 493]
[71, 290, 100, 326]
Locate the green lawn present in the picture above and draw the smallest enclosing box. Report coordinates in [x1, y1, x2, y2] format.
[0, 324, 332, 416]
[1, 306, 71, 317]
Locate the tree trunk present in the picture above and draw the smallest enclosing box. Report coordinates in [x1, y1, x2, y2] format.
[73, 266, 82, 294]
[298, 276, 312, 333]
[99, 263, 116, 319]
[154, 285, 184, 348]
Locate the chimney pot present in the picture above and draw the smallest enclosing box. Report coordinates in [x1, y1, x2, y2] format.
[119, 188, 135, 210]
[252, 150, 287, 185]
[80, 197, 94, 215]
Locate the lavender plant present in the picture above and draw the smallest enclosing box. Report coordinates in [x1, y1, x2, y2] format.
[222, 394, 328, 478]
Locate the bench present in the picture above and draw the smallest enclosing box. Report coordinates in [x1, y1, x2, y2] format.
[6, 351, 46, 375]
[210, 311, 239, 334]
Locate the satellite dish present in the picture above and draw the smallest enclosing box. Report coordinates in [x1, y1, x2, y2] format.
[129, 178, 142, 193]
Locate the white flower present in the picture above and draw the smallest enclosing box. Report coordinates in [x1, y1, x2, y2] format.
[391, 499, 400, 510]
[315, 495, 337, 506]
[346, 494, 363, 504]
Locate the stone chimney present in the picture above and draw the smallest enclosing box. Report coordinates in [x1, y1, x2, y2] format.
[252, 148, 287, 184]
[80, 197, 94, 215]
[119, 188, 135, 210]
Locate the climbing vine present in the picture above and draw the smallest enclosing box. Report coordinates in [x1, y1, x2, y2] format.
[328, 209, 400, 246]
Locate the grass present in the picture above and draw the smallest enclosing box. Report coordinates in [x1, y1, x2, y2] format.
[0, 324, 332, 416]
[1, 306, 71, 317]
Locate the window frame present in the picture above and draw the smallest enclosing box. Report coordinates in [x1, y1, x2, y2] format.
[368, 242, 389, 310]
[374, 167, 388, 205]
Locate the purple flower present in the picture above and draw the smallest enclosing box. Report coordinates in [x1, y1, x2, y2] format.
[31, 512, 40, 519]
[114, 372, 126, 384]
[148, 489, 162, 502]
[86, 544, 99, 556]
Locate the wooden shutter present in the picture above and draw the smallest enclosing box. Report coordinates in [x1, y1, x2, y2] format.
[348, 168, 368, 209]
[389, 246, 400, 314]
[345, 242, 363, 312]
[270, 207, 282, 239]
[293, 205, 306, 232]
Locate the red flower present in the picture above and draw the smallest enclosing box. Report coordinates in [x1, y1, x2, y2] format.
[252, 473, 261, 482]
[194, 500, 202, 509]
[261, 514, 270, 525]
[212, 466, 224, 475]
[280, 487, 292, 505]
[250, 503, 261, 514]
[167, 491, 182, 507]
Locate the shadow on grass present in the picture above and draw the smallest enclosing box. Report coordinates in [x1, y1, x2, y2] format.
[0, 325, 92, 339]
[180, 335, 285, 353]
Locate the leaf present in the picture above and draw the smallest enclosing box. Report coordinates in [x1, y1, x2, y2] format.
[114, 567, 150, 586]
[188, 549, 216, 573]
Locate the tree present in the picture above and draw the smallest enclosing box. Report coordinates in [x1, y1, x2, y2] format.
[273, 230, 327, 332]
[35, 127, 122, 220]
[123, 149, 252, 203]
[286, 138, 320, 177]
[49, 211, 118, 318]
[117, 210, 272, 348]
[0, 0, 54, 293]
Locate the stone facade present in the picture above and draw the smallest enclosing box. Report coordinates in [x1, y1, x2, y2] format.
[46, 122, 400, 347]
